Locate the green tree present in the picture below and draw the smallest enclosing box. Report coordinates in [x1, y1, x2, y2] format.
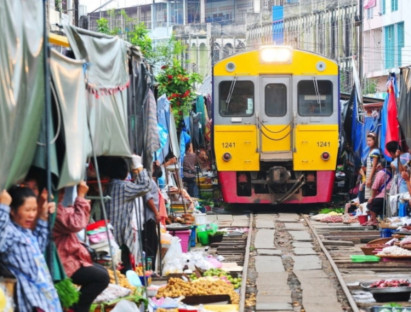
[96, 9, 121, 36]
[363, 78, 377, 95]
[96, 17, 110, 34]
[128, 22, 154, 61]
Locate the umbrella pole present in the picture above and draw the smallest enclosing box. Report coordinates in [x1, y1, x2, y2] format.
[91, 151, 119, 285]
[43, 0, 55, 277]
[157, 222, 162, 275]
[134, 199, 146, 287]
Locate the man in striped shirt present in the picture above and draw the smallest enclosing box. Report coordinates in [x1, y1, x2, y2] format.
[104, 156, 151, 272]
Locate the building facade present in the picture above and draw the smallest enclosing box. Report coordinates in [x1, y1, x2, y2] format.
[362, 0, 409, 96]
[84, 1, 392, 95]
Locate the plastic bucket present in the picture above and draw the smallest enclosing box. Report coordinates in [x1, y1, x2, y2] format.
[358, 215, 368, 225]
[197, 231, 209, 245]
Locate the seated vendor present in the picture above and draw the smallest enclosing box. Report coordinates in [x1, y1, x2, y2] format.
[366, 161, 392, 226]
[53, 181, 109, 312]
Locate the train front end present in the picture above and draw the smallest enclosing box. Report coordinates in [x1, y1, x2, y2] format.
[213, 46, 339, 204]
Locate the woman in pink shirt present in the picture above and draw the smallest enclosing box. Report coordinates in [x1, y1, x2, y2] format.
[53, 181, 109, 312]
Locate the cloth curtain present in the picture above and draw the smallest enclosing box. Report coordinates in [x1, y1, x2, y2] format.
[156, 95, 171, 163]
[398, 67, 411, 149]
[64, 25, 131, 157]
[50, 49, 91, 188]
[143, 89, 160, 170]
[128, 54, 147, 156]
[0, 0, 45, 189]
[169, 112, 181, 160]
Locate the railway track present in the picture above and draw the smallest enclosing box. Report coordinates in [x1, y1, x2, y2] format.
[228, 211, 411, 312]
[205, 210, 411, 311]
[306, 216, 411, 312]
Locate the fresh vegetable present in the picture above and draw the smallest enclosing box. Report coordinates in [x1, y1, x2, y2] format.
[55, 278, 79, 308]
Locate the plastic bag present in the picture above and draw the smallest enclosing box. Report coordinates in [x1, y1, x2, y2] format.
[163, 236, 183, 264]
[111, 300, 142, 312]
[162, 236, 184, 274]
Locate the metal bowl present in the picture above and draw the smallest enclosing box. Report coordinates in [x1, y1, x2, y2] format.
[371, 290, 411, 302]
[166, 224, 192, 231]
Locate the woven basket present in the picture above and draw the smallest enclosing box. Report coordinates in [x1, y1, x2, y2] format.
[361, 246, 382, 255]
[367, 237, 392, 245]
[361, 238, 392, 255]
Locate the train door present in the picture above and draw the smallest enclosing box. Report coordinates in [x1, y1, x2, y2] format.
[258, 76, 293, 161]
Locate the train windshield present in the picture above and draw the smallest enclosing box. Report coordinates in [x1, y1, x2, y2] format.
[297, 80, 333, 116]
[219, 80, 254, 117]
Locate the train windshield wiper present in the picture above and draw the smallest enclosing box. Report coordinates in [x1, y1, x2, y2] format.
[225, 76, 237, 112]
[313, 77, 322, 113]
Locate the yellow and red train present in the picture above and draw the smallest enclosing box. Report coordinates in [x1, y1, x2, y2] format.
[212, 46, 339, 204]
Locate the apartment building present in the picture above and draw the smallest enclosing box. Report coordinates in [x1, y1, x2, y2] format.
[362, 0, 410, 95]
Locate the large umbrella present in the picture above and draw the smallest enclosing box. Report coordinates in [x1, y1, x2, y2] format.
[380, 75, 400, 160]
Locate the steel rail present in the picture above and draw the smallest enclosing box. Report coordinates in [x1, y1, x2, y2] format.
[239, 213, 253, 312]
[304, 215, 360, 312]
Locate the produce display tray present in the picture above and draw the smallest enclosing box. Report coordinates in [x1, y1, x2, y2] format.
[377, 255, 411, 259]
[181, 294, 231, 305]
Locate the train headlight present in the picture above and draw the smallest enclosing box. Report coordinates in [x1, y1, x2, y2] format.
[260, 46, 292, 64]
[223, 152, 232, 162]
[321, 152, 330, 161]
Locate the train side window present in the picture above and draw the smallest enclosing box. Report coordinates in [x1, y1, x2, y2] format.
[297, 80, 333, 116]
[219, 80, 254, 117]
[265, 83, 287, 117]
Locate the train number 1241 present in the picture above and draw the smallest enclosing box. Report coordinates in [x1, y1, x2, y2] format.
[222, 142, 235, 148]
[316, 141, 330, 147]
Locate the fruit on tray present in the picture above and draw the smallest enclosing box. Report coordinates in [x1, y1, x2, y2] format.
[200, 269, 242, 289]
